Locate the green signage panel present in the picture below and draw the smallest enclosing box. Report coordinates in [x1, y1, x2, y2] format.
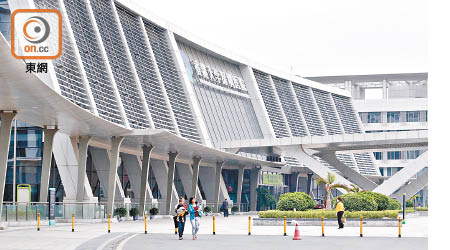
[262, 173, 283, 186]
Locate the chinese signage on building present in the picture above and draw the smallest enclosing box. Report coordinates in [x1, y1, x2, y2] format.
[262, 173, 283, 186]
[190, 60, 248, 93]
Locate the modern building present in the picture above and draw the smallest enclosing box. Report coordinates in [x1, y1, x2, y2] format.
[0, 0, 427, 221]
[306, 73, 428, 206]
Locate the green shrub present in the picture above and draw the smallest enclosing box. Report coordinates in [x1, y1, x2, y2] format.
[129, 207, 139, 217]
[114, 207, 127, 217]
[406, 200, 414, 207]
[360, 191, 389, 211]
[416, 207, 428, 211]
[231, 206, 239, 212]
[149, 207, 159, 216]
[258, 210, 399, 219]
[276, 192, 315, 211]
[387, 198, 401, 210]
[204, 206, 212, 213]
[331, 193, 377, 211]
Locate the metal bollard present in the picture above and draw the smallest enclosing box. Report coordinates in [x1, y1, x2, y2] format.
[144, 214, 148, 234]
[283, 216, 287, 236]
[37, 213, 40, 231]
[213, 215, 216, 235]
[72, 214, 75, 232]
[321, 216, 325, 237]
[398, 216, 402, 238]
[360, 216, 363, 237]
[108, 214, 111, 233]
[248, 216, 251, 235]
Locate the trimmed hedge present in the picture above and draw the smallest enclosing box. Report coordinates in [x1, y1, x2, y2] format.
[360, 191, 389, 211]
[276, 192, 315, 211]
[331, 193, 377, 211]
[387, 198, 401, 210]
[416, 207, 428, 211]
[406, 200, 414, 207]
[258, 210, 400, 219]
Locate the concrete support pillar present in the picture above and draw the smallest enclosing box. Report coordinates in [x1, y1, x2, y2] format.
[250, 168, 260, 211]
[214, 161, 224, 212]
[39, 127, 59, 202]
[76, 136, 91, 202]
[0, 112, 16, 220]
[191, 156, 201, 200]
[106, 136, 124, 216]
[166, 152, 178, 216]
[139, 145, 153, 216]
[236, 167, 244, 211]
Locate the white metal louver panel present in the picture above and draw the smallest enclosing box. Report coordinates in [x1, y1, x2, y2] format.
[312, 89, 343, 135]
[292, 84, 325, 136]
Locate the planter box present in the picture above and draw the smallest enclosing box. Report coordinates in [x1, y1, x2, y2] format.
[253, 218, 398, 227]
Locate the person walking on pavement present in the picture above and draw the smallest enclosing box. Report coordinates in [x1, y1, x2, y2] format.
[188, 197, 202, 240]
[222, 199, 229, 217]
[175, 197, 188, 240]
[336, 196, 345, 229]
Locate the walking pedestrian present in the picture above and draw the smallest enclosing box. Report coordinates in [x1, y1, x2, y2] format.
[188, 197, 202, 240]
[336, 196, 345, 229]
[175, 197, 188, 240]
[222, 199, 229, 217]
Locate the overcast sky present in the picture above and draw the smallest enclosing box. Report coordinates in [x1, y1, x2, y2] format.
[133, 0, 427, 77]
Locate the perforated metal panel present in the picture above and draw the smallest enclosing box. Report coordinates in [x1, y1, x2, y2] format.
[89, 0, 149, 129]
[312, 89, 342, 135]
[116, 4, 176, 132]
[63, 0, 123, 125]
[291, 84, 325, 136]
[178, 42, 263, 147]
[253, 70, 290, 138]
[272, 77, 308, 137]
[354, 153, 378, 175]
[332, 94, 362, 134]
[34, 0, 91, 111]
[143, 20, 201, 143]
[336, 153, 358, 172]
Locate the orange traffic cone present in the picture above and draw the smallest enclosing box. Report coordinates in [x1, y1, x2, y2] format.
[293, 222, 302, 240]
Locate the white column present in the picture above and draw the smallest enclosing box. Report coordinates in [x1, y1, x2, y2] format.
[249, 168, 260, 211]
[214, 161, 224, 212]
[76, 136, 91, 202]
[236, 167, 245, 211]
[39, 127, 59, 202]
[106, 136, 124, 215]
[139, 145, 153, 216]
[382, 80, 388, 99]
[191, 156, 201, 200]
[0, 112, 16, 220]
[166, 152, 178, 215]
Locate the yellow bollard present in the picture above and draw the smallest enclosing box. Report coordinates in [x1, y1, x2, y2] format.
[283, 216, 287, 236]
[213, 215, 216, 235]
[108, 214, 111, 233]
[321, 216, 325, 237]
[145, 214, 148, 234]
[248, 216, 251, 235]
[37, 213, 40, 231]
[72, 214, 75, 232]
[398, 216, 402, 238]
[360, 216, 363, 237]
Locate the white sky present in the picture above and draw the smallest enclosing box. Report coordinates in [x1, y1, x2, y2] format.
[133, 0, 427, 77]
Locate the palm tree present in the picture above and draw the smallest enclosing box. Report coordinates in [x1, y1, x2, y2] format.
[349, 184, 362, 193]
[316, 172, 350, 210]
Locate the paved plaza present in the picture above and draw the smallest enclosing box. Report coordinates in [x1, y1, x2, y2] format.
[0, 215, 428, 249]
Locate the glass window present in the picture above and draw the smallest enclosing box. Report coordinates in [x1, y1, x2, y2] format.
[406, 111, 420, 122]
[387, 112, 400, 123]
[367, 112, 381, 123]
[387, 168, 392, 176]
[373, 152, 383, 160]
[379, 168, 384, 176]
[407, 150, 421, 159]
[387, 151, 401, 160]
